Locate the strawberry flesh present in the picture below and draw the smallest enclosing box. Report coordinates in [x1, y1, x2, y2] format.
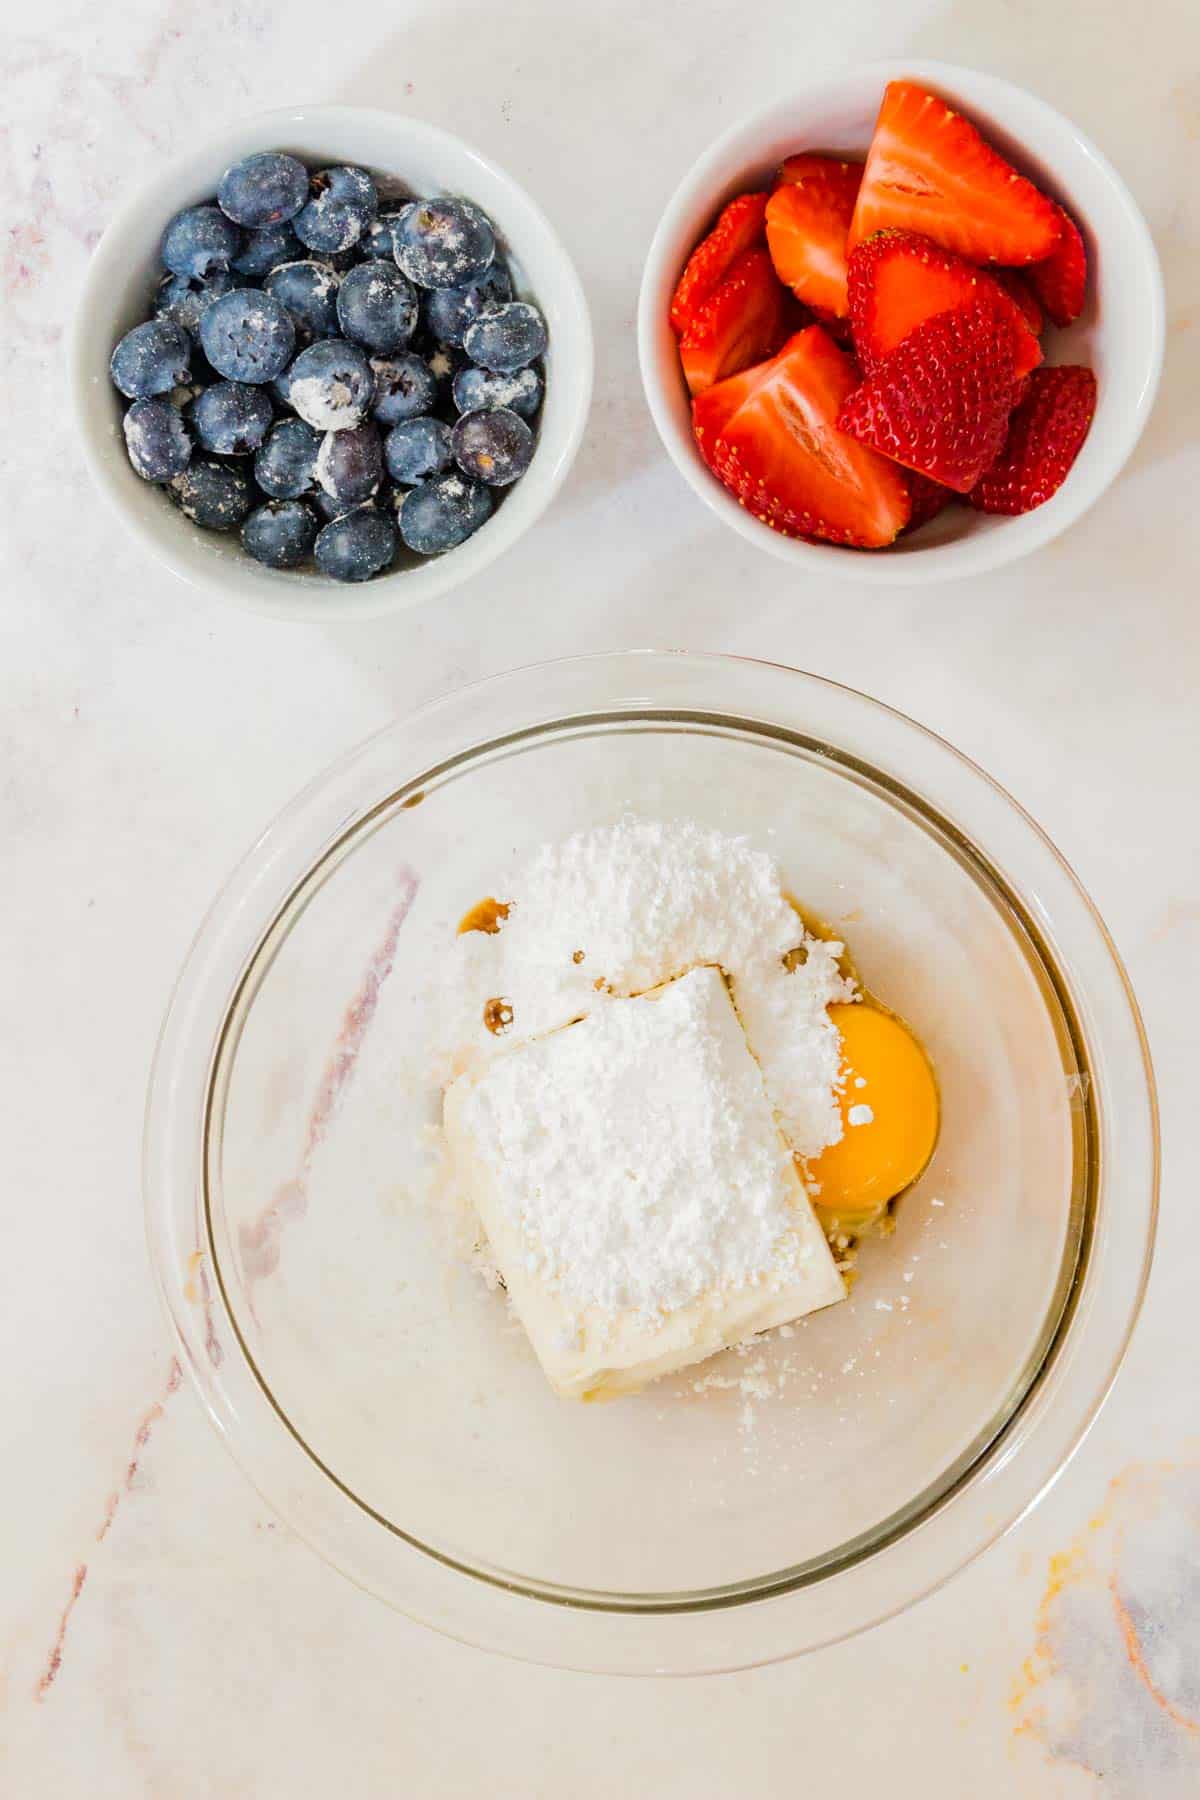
[765, 159, 861, 318]
[1028, 205, 1087, 326]
[968, 365, 1096, 513]
[777, 152, 864, 190]
[670, 192, 768, 336]
[993, 268, 1044, 338]
[692, 324, 911, 548]
[848, 80, 1062, 266]
[837, 296, 1020, 493]
[848, 229, 1042, 378]
[678, 248, 789, 396]
[904, 471, 955, 531]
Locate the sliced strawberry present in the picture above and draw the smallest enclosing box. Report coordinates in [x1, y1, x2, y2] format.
[766, 161, 861, 318]
[1027, 205, 1087, 326]
[968, 365, 1096, 513]
[670, 192, 768, 336]
[692, 325, 911, 548]
[777, 152, 864, 191]
[848, 80, 1062, 266]
[837, 296, 1021, 493]
[848, 230, 1042, 379]
[993, 268, 1044, 338]
[905, 471, 955, 530]
[678, 249, 789, 396]
[821, 313, 858, 350]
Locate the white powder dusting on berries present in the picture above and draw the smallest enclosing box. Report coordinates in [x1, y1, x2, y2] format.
[272, 258, 341, 299]
[443, 815, 854, 1159]
[288, 374, 361, 432]
[467, 367, 539, 408]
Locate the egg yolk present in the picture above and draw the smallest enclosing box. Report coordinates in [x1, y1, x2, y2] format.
[806, 1002, 939, 1228]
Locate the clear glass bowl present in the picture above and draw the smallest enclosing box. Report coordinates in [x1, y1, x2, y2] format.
[145, 652, 1157, 1672]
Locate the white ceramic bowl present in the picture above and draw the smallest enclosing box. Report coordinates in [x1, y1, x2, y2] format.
[638, 60, 1164, 585]
[71, 105, 593, 622]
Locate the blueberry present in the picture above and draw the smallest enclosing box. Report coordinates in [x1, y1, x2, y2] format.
[122, 397, 193, 482]
[199, 288, 295, 384]
[462, 301, 546, 373]
[180, 344, 222, 389]
[154, 270, 243, 341]
[313, 488, 371, 522]
[241, 498, 319, 569]
[314, 508, 398, 581]
[314, 488, 366, 522]
[218, 153, 309, 228]
[233, 219, 302, 276]
[370, 352, 437, 426]
[334, 262, 418, 355]
[451, 406, 534, 487]
[191, 380, 274, 455]
[384, 416, 453, 485]
[161, 204, 243, 279]
[110, 319, 191, 398]
[393, 197, 494, 289]
[254, 417, 321, 498]
[169, 457, 253, 530]
[421, 339, 469, 405]
[294, 166, 378, 255]
[451, 363, 542, 419]
[422, 261, 512, 347]
[316, 421, 383, 506]
[264, 259, 342, 338]
[362, 211, 404, 259]
[398, 471, 492, 554]
[285, 339, 374, 430]
[270, 364, 296, 412]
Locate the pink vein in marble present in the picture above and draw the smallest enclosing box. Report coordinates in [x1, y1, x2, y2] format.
[238, 867, 420, 1287]
[96, 1359, 184, 1544]
[35, 1564, 87, 1701]
[35, 1360, 182, 1701]
[35, 868, 419, 1701]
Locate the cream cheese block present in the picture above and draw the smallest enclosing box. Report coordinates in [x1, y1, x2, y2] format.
[442, 965, 845, 1400]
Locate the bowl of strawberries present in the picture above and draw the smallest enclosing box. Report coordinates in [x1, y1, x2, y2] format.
[638, 61, 1163, 583]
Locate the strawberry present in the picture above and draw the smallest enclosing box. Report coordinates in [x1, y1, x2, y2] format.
[968, 365, 1096, 513]
[692, 325, 911, 548]
[848, 230, 1042, 379]
[1028, 205, 1087, 326]
[678, 249, 789, 396]
[766, 159, 861, 318]
[777, 151, 864, 191]
[905, 471, 955, 530]
[848, 80, 1062, 266]
[837, 296, 1021, 493]
[670, 192, 768, 336]
[993, 268, 1044, 338]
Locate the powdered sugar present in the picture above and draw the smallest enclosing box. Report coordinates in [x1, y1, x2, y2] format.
[273, 257, 340, 299]
[443, 815, 853, 1159]
[288, 372, 363, 432]
[449, 967, 829, 1318]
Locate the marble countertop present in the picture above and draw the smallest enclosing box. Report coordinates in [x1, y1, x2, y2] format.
[4, 0, 1198, 1792]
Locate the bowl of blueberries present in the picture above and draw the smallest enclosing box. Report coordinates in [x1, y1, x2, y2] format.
[72, 105, 593, 619]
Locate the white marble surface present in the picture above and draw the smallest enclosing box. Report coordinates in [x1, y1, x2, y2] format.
[3, 0, 1199, 1792]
